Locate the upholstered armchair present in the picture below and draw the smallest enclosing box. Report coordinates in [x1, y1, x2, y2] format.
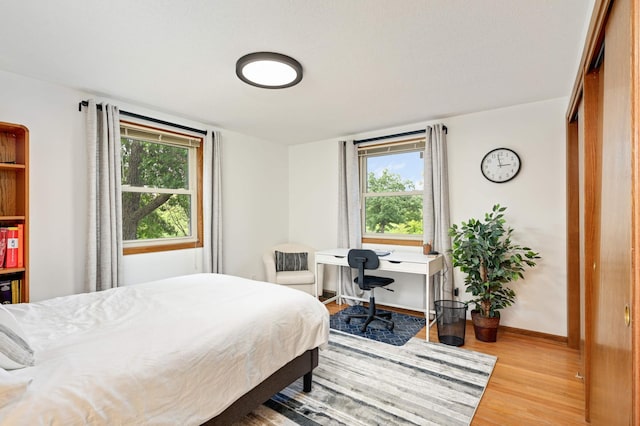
[262, 243, 323, 297]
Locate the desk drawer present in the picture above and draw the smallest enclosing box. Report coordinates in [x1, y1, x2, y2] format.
[315, 254, 348, 267]
[379, 260, 427, 274]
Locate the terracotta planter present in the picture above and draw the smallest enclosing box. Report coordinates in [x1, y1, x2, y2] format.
[471, 310, 500, 342]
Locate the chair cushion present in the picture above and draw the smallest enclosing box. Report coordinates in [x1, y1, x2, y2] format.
[276, 270, 315, 285]
[354, 275, 395, 290]
[275, 251, 308, 272]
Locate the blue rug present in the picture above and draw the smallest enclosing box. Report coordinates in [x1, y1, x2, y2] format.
[329, 305, 426, 346]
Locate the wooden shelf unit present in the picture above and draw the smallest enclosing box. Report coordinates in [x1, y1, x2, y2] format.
[0, 122, 29, 303]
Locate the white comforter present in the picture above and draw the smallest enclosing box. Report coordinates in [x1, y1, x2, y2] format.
[0, 273, 329, 425]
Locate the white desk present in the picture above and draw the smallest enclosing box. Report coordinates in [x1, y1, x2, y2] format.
[314, 248, 444, 341]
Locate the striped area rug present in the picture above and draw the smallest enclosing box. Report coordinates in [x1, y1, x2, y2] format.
[236, 330, 497, 425]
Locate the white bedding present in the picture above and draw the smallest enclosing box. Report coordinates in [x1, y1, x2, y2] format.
[0, 273, 329, 425]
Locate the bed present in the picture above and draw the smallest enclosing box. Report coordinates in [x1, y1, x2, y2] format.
[0, 273, 329, 424]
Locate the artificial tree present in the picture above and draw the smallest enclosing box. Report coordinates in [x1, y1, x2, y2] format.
[448, 204, 540, 341]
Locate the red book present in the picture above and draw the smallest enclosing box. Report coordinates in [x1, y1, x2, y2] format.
[4, 227, 18, 268]
[17, 224, 23, 268]
[0, 228, 6, 268]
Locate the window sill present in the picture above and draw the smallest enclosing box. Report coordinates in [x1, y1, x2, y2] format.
[124, 240, 203, 255]
[361, 237, 422, 247]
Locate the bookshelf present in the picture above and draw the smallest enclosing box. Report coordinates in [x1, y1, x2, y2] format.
[0, 122, 29, 303]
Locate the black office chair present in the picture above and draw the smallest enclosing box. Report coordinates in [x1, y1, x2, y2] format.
[345, 249, 395, 332]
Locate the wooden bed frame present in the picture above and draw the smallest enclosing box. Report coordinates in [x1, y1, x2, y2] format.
[203, 347, 319, 425]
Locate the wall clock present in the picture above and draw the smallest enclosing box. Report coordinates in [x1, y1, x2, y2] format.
[480, 148, 521, 183]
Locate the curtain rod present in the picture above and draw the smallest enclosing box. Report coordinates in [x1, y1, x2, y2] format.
[78, 101, 208, 136]
[353, 126, 447, 144]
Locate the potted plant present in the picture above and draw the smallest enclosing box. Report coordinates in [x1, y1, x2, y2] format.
[448, 204, 540, 342]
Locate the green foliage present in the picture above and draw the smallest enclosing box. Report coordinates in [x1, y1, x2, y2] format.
[365, 170, 422, 234]
[387, 220, 423, 235]
[132, 194, 190, 239]
[368, 169, 415, 193]
[448, 204, 540, 318]
[121, 139, 188, 189]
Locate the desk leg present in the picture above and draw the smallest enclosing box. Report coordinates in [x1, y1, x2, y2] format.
[337, 265, 343, 305]
[425, 274, 430, 342]
[314, 261, 319, 299]
[318, 262, 342, 305]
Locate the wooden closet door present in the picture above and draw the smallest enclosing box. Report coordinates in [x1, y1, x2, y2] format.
[590, 0, 633, 423]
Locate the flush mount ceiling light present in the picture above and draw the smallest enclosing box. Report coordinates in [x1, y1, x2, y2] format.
[236, 52, 303, 89]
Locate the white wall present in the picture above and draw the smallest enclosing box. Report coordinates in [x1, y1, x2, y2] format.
[289, 140, 338, 250]
[289, 97, 568, 336]
[219, 129, 290, 281]
[446, 98, 567, 336]
[0, 70, 289, 301]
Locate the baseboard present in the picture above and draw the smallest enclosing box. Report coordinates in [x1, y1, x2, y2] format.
[320, 290, 336, 301]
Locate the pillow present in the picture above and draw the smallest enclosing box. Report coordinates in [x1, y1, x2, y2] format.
[0, 305, 34, 370]
[275, 251, 309, 272]
[0, 368, 31, 406]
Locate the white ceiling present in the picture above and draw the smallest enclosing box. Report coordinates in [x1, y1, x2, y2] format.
[0, 0, 594, 145]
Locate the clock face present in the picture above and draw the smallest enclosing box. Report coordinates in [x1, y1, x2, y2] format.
[481, 148, 521, 183]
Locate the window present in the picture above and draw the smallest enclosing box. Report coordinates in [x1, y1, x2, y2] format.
[120, 121, 203, 254]
[359, 139, 425, 245]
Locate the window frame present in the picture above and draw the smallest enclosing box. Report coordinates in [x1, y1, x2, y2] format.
[359, 137, 425, 247]
[120, 120, 203, 255]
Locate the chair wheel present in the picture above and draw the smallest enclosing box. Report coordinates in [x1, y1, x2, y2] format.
[345, 317, 351, 324]
[387, 323, 394, 331]
[360, 325, 368, 332]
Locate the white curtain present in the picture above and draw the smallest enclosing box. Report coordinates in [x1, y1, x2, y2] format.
[203, 130, 223, 273]
[423, 124, 454, 298]
[85, 100, 123, 292]
[337, 140, 363, 302]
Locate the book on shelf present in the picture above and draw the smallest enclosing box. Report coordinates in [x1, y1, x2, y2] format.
[4, 227, 18, 268]
[17, 224, 23, 268]
[0, 228, 6, 269]
[0, 280, 11, 304]
[10, 279, 20, 303]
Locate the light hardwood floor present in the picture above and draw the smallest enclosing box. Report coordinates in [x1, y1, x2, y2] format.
[324, 302, 587, 425]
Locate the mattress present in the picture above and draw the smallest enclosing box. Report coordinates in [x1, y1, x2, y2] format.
[0, 273, 329, 425]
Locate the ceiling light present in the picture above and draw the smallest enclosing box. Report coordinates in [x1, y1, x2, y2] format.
[236, 52, 303, 89]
